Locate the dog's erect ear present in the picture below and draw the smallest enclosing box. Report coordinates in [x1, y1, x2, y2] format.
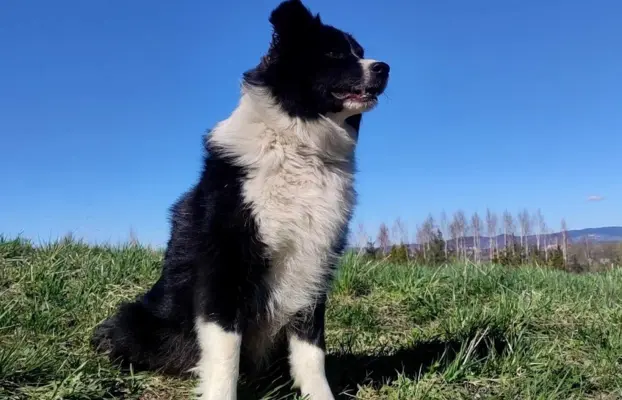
[269, 0, 320, 37]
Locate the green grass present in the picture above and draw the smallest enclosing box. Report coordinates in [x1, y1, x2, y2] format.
[1, 236, 622, 399]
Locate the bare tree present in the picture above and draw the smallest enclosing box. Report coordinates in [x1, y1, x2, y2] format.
[533, 209, 545, 253]
[584, 235, 593, 268]
[356, 222, 369, 255]
[454, 210, 468, 262]
[391, 219, 400, 245]
[449, 219, 459, 259]
[541, 222, 549, 262]
[471, 212, 482, 263]
[503, 210, 515, 253]
[392, 217, 408, 245]
[518, 209, 531, 256]
[561, 218, 568, 264]
[400, 219, 409, 246]
[395, 217, 409, 260]
[411, 225, 419, 255]
[415, 224, 425, 259]
[377, 223, 390, 255]
[421, 214, 435, 254]
[440, 210, 449, 258]
[486, 209, 498, 260]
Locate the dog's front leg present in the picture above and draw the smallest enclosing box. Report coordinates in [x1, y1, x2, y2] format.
[193, 267, 243, 400]
[288, 300, 335, 400]
[195, 317, 242, 400]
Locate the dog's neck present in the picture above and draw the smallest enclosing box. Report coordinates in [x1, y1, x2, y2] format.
[208, 84, 358, 166]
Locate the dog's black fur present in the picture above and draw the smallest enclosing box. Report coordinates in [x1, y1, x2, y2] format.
[91, 0, 389, 388]
[91, 149, 266, 374]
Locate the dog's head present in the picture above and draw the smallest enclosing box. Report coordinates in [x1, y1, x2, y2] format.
[244, 0, 390, 120]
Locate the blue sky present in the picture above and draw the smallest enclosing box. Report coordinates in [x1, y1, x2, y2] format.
[1, 0, 621, 246]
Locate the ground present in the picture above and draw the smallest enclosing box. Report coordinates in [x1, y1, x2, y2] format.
[1, 237, 622, 399]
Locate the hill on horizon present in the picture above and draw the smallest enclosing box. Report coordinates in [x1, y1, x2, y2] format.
[385, 226, 622, 250]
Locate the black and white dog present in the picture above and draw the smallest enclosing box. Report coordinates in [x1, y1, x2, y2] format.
[92, 0, 389, 398]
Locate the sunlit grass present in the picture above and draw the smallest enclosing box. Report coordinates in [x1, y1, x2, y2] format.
[1, 236, 621, 399]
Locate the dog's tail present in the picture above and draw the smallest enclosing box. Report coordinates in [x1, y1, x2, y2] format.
[91, 298, 199, 375]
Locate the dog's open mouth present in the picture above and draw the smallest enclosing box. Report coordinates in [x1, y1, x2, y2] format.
[331, 89, 378, 102]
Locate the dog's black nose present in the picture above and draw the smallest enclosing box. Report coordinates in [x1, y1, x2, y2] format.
[370, 62, 390, 76]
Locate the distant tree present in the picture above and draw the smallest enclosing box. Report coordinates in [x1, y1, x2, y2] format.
[528, 245, 546, 266]
[512, 235, 526, 265]
[548, 245, 565, 270]
[391, 218, 401, 245]
[427, 229, 447, 266]
[449, 218, 459, 261]
[614, 244, 622, 267]
[421, 214, 435, 255]
[567, 253, 586, 273]
[392, 218, 409, 262]
[533, 209, 545, 253]
[542, 224, 550, 262]
[356, 222, 368, 254]
[398, 218, 409, 246]
[486, 208, 498, 261]
[440, 210, 449, 259]
[377, 223, 390, 255]
[518, 209, 531, 257]
[364, 239, 377, 260]
[492, 233, 525, 267]
[471, 212, 482, 263]
[454, 210, 468, 262]
[561, 218, 569, 265]
[415, 224, 425, 260]
[388, 244, 408, 263]
[583, 235, 593, 268]
[503, 210, 515, 254]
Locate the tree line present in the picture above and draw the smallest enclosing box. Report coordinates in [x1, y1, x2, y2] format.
[354, 209, 622, 273]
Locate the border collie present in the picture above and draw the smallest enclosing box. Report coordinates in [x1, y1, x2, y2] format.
[91, 1, 389, 398]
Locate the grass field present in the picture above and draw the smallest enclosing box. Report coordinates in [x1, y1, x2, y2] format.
[1, 236, 622, 399]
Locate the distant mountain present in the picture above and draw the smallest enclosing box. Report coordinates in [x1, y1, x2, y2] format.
[565, 227, 622, 243]
[414, 226, 622, 250]
[351, 227, 622, 251]
[451, 226, 622, 249]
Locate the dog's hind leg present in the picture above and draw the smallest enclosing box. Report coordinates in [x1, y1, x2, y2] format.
[91, 266, 199, 375]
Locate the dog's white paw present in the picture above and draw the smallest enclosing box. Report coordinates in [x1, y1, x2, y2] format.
[289, 336, 335, 400]
[298, 381, 335, 400]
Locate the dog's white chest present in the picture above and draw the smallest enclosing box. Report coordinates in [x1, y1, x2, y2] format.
[243, 141, 355, 321]
[245, 152, 354, 254]
[208, 93, 359, 325]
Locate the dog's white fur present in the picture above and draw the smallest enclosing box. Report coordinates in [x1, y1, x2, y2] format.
[197, 66, 377, 398]
[195, 319, 242, 400]
[289, 334, 334, 399]
[209, 85, 361, 333]
[359, 58, 379, 87]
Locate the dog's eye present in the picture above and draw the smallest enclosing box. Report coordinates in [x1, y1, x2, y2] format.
[325, 51, 346, 60]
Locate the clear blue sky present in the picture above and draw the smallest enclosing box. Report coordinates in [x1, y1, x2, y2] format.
[1, 0, 621, 246]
